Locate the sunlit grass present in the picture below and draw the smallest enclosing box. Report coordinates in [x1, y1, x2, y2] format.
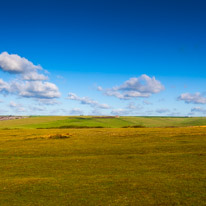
[0, 127, 206, 205]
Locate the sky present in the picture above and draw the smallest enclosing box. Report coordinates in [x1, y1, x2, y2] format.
[0, 0, 206, 116]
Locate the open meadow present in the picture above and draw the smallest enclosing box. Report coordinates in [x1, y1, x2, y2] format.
[0, 117, 206, 205]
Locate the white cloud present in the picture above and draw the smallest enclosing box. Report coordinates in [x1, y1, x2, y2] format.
[14, 81, 60, 99]
[0, 52, 60, 102]
[178, 92, 206, 104]
[0, 52, 47, 81]
[68, 93, 110, 109]
[2, 80, 60, 99]
[100, 74, 164, 100]
[97, 86, 103, 91]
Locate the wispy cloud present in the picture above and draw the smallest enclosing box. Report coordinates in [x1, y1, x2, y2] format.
[143, 100, 152, 105]
[156, 108, 170, 114]
[68, 92, 110, 109]
[69, 108, 84, 115]
[191, 107, 206, 114]
[126, 102, 143, 110]
[111, 108, 130, 116]
[9, 101, 27, 113]
[178, 92, 206, 104]
[99, 74, 164, 100]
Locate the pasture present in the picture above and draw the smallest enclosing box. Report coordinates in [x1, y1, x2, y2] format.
[1, 116, 206, 129]
[0, 117, 206, 205]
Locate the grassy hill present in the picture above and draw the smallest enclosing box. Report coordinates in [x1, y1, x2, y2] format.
[1, 116, 206, 129]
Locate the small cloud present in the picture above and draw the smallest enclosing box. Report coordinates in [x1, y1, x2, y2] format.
[37, 99, 60, 105]
[100, 74, 164, 100]
[191, 107, 206, 114]
[127, 102, 136, 110]
[178, 92, 206, 104]
[29, 105, 46, 112]
[56, 75, 64, 79]
[126, 102, 143, 110]
[156, 108, 170, 114]
[97, 86, 103, 91]
[67, 93, 110, 109]
[143, 100, 152, 105]
[9, 101, 26, 113]
[9, 101, 18, 108]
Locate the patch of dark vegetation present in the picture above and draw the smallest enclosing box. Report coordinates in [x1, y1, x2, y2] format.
[92, 116, 116, 119]
[48, 134, 71, 139]
[23, 137, 45, 141]
[163, 126, 178, 128]
[37, 125, 104, 129]
[24, 133, 72, 140]
[122, 125, 146, 128]
[59, 125, 104, 129]
[1, 128, 20, 130]
[1, 128, 12, 130]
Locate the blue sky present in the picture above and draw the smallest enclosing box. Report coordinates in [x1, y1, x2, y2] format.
[0, 0, 206, 116]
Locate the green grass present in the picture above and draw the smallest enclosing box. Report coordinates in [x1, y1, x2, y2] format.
[0, 127, 206, 205]
[1, 116, 206, 129]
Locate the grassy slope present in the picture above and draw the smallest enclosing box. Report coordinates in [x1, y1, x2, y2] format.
[0, 127, 205, 205]
[0, 116, 68, 129]
[1, 116, 206, 129]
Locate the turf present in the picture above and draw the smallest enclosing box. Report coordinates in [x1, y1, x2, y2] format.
[1, 116, 206, 129]
[0, 127, 206, 205]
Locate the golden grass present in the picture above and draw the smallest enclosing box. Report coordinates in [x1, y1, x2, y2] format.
[0, 127, 206, 205]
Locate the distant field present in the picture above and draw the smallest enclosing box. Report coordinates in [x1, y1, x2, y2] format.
[1, 116, 206, 129]
[0, 127, 205, 205]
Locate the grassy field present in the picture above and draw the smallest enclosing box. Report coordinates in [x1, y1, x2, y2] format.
[0, 124, 206, 205]
[1, 116, 206, 129]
